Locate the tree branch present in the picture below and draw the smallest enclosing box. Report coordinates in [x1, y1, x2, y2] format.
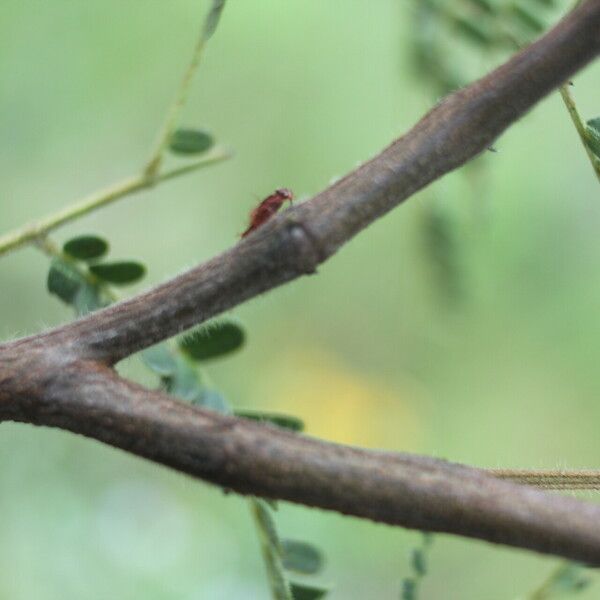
[34, 0, 600, 365]
[4, 349, 600, 564]
[2, 0, 600, 565]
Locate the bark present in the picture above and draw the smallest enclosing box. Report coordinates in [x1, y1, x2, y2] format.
[2, 0, 600, 563]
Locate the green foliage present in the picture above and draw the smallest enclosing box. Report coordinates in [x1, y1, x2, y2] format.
[528, 563, 591, 598]
[251, 499, 329, 600]
[47, 258, 86, 304]
[162, 353, 204, 401]
[202, 0, 227, 41]
[47, 234, 146, 314]
[411, 0, 567, 96]
[72, 280, 105, 316]
[281, 540, 325, 575]
[169, 128, 214, 155]
[236, 410, 305, 432]
[452, 15, 495, 46]
[290, 583, 329, 600]
[63, 235, 109, 261]
[142, 343, 231, 412]
[402, 578, 417, 600]
[464, 0, 497, 13]
[141, 319, 320, 600]
[251, 498, 294, 600]
[401, 533, 434, 600]
[178, 320, 245, 361]
[48, 231, 323, 600]
[511, 1, 547, 32]
[140, 344, 179, 377]
[47, 258, 106, 316]
[420, 204, 462, 305]
[194, 388, 230, 413]
[89, 261, 146, 285]
[585, 117, 600, 159]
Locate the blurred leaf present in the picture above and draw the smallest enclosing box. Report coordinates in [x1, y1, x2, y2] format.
[290, 583, 329, 600]
[190, 388, 231, 414]
[282, 540, 324, 575]
[142, 345, 233, 414]
[47, 258, 85, 304]
[178, 320, 245, 361]
[411, 549, 427, 577]
[401, 533, 434, 600]
[552, 564, 590, 592]
[73, 282, 105, 316]
[585, 117, 600, 158]
[63, 235, 108, 261]
[401, 578, 417, 600]
[464, 0, 497, 13]
[453, 16, 494, 46]
[165, 355, 204, 401]
[511, 2, 546, 33]
[169, 128, 214, 155]
[202, 0, 227, 41]
[141, 344, 179, 377]
[47, 258, 106, 315]
[250, 498, 294, 600]
[89, 261, 146, 285]
[421, 204, 462, 306]
[236, 410, 305, 433]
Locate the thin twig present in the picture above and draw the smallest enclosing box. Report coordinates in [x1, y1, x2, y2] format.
[144, 0, 227, 178]
[558, 84, 600, 182]
[0, 150, 230, 258]
[0, 1, 229, 259]
[491, 468, 600, 490]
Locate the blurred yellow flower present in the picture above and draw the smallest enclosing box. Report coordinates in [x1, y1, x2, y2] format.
[258, 347, 425, 450]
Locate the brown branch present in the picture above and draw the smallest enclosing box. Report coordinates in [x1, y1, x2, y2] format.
[2, 0, 600, 565]
[35, 0, 600, 366]
[4, 348, 600, 565]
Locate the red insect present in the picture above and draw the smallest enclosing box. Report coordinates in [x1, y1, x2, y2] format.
[241, 188, 294, 238]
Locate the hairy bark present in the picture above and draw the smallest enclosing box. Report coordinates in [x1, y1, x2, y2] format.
[1, 0, 600, 563]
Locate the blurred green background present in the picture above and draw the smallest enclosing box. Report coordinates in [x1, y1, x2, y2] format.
[1, 1, 599, 598]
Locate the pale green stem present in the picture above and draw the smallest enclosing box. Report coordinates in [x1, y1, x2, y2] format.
[249, 499, 294, 600]
[0, 150, 230, 258]
[558, 84, 600, 183]
[144, 25, 210, 178]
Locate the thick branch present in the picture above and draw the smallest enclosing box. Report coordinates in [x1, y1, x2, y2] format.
[33, 0, 600, 365]
[4, 352, 600, 564]
[1, 0, 600, 566]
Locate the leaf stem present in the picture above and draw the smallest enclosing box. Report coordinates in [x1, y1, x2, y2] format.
[0, 150, 230, 258]
[249, 498, 294, 600]
[143, 0, 226, 178]
[558, 84, 600, 183]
